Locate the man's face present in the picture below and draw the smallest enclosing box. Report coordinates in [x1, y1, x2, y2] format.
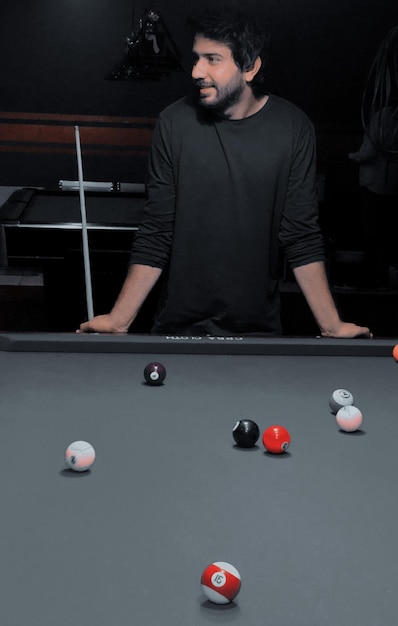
[191, 36, 247, 116]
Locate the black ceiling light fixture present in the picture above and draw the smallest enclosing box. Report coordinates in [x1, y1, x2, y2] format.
[106, 6, 184, 80]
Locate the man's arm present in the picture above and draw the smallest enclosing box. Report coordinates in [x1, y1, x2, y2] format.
[293, 261, 371, 338]
[78, 264, 163, 333]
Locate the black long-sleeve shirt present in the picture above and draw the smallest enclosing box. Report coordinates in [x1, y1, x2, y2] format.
[131, 94, 325, 335]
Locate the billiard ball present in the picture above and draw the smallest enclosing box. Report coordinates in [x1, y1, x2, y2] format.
[232, 419, 260, 448]
[144, 362, 166, 386]
[336, 405, 363, 432]
[392, 344, 398, 361]
[65, 441, 96, 472]
[201, 561, 241, 604]
[262, 425, 290, 454]
[329, 388, 354, 414]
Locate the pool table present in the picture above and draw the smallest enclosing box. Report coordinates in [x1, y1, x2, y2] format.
[0, 333, 397, 626]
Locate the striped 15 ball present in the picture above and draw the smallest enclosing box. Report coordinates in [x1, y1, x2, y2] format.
[201, 561, 241, 604]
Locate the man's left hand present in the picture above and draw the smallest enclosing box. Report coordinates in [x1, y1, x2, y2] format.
[320, 323, 372, 339]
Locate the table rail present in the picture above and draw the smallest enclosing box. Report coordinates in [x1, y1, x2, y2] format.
[0, 333, 395, 356]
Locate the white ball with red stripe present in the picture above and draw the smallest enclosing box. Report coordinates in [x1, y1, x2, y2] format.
[201, 561, 241, 604]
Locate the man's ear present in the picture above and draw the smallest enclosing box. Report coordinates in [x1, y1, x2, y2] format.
[244, 56, 262, 83]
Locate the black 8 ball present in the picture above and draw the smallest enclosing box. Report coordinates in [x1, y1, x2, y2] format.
[232, 419, 260, 448]
[144, 362, 166, 386]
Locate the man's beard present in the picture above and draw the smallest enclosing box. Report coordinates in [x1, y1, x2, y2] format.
[194, 80, 245, 117]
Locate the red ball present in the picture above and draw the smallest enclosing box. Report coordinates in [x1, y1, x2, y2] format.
[262, 425, 291, 454]
[201, 561, 241, 604]
[392, 344, 398, 362]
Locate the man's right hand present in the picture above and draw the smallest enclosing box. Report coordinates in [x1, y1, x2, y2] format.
[77, 314, 129, 334]
[76, 264, 163, 335]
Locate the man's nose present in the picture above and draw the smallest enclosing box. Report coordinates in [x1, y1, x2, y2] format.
[192, 58, 206, 80]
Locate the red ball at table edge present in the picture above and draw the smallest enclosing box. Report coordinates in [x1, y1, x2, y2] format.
[262, 425, 291, 454]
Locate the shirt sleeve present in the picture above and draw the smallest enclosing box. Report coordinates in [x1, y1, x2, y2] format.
[279, 115, 325, 269]
[130, 115, 176, 268]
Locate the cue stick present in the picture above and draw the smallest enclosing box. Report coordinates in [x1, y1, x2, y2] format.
[74, 125, 94, 321]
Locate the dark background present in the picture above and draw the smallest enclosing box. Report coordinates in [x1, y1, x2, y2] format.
[1, 0, 396, 181]
[0, 0, 395, 120]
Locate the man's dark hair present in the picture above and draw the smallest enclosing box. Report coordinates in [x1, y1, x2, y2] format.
[187, 6, 270, 95]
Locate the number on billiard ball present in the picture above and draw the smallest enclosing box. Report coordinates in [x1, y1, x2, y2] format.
[144, 362, 166, 386]
[232, 419, 260, 448]
[329, 388, 354, 414]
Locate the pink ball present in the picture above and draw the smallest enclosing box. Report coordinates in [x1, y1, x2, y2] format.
[65, 440, 96, 471]
[336, 406, 363, 432]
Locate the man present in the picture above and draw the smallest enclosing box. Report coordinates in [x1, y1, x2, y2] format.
[79, 7, 370, 338]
